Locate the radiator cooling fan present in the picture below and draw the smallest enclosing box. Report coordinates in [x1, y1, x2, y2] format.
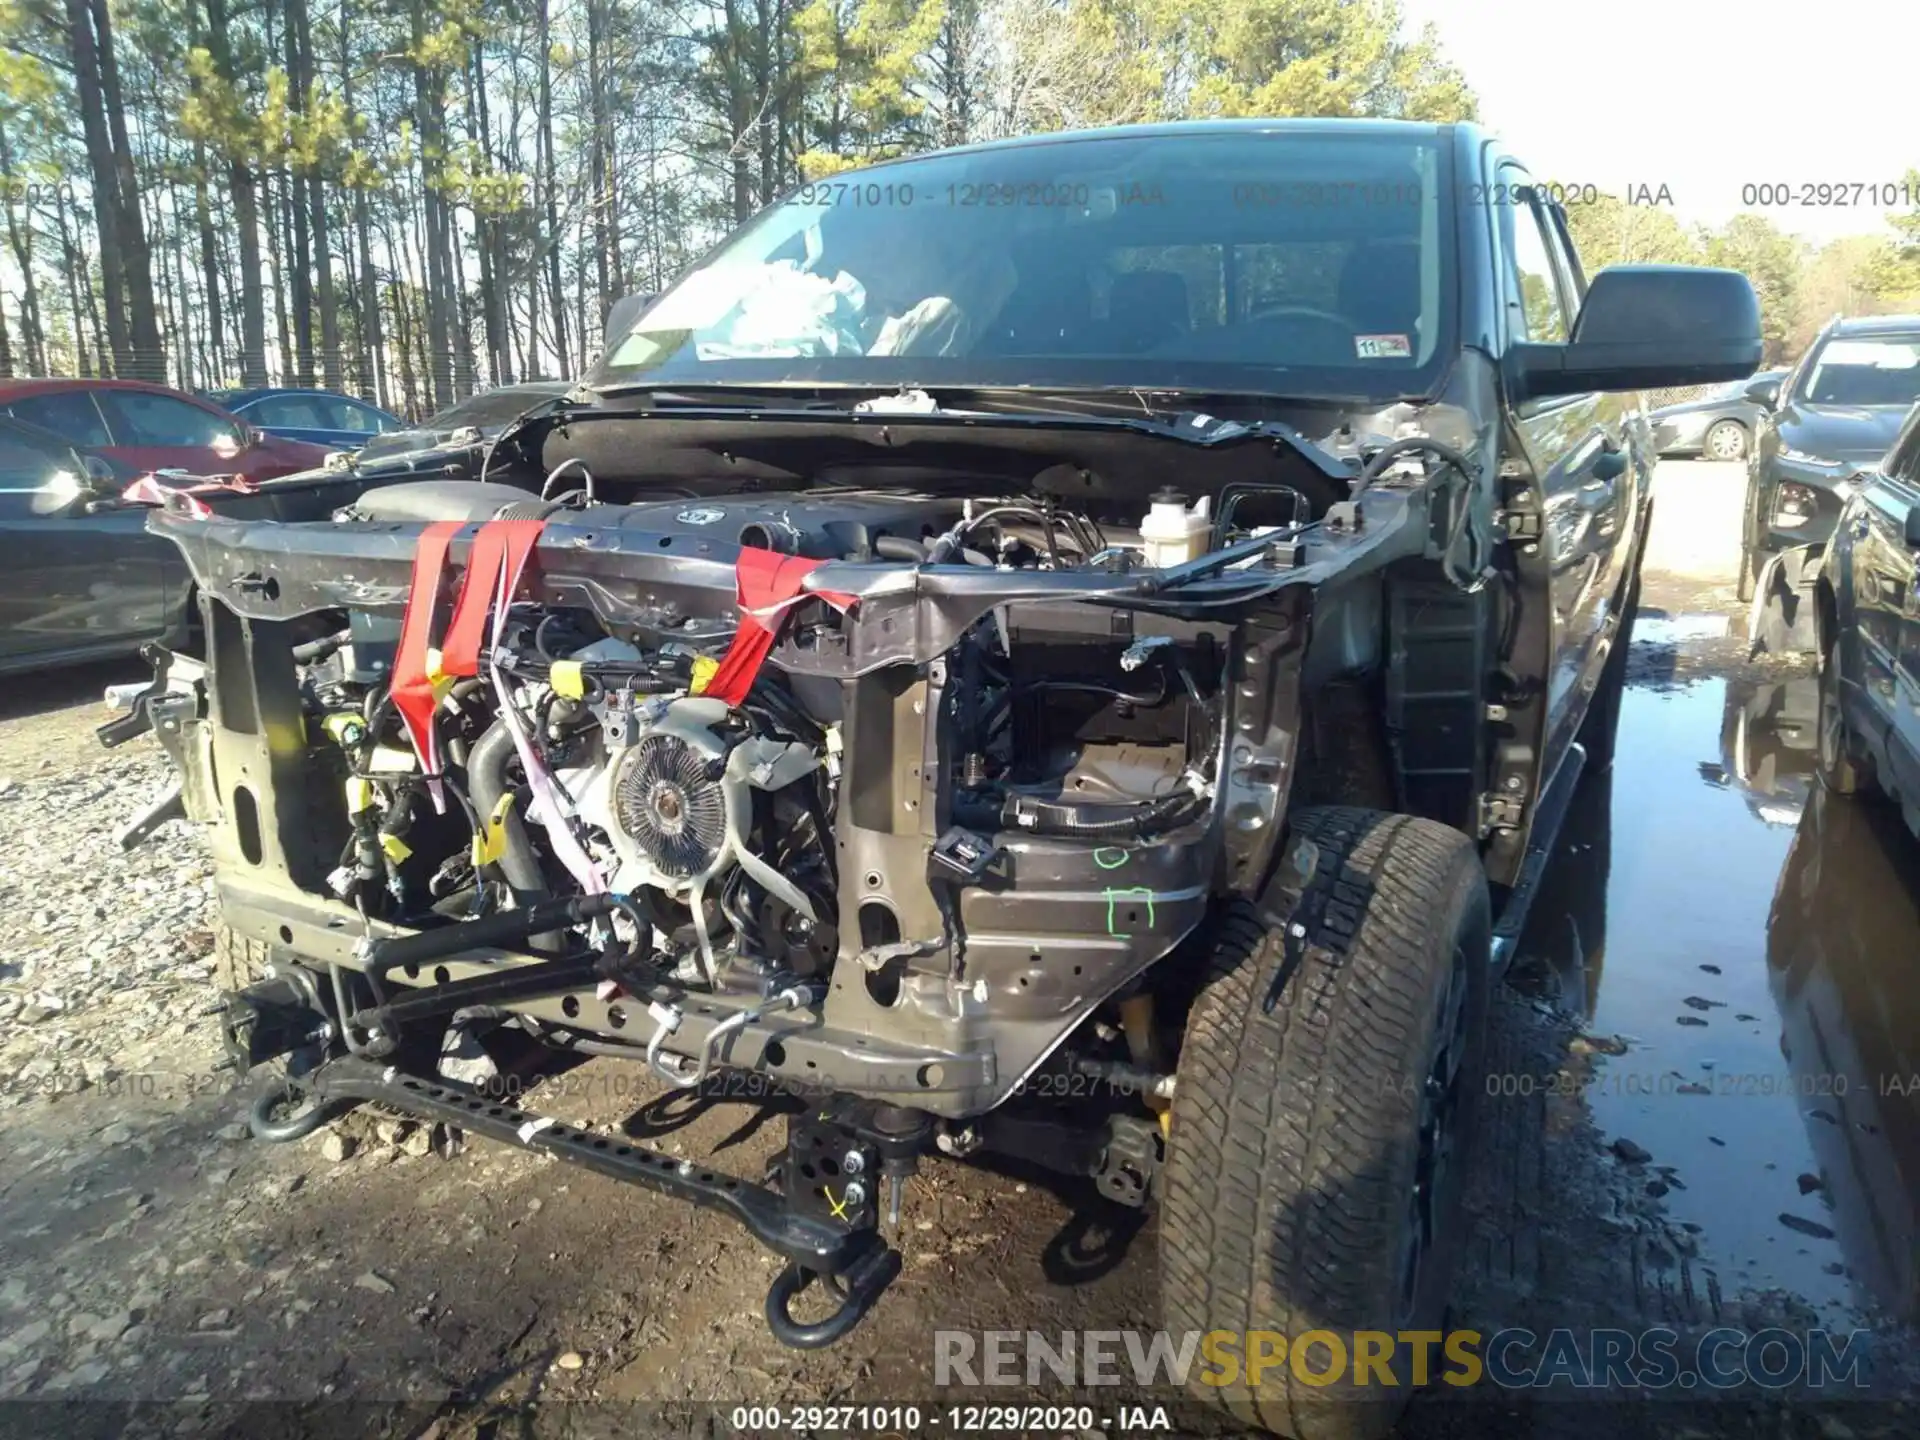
[575, 696, 829, 973]
[613, 733, 726, 879]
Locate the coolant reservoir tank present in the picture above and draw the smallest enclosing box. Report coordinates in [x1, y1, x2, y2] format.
[1139, 487, 1212, 567]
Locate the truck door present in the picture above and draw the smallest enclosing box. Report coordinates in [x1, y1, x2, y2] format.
[1495, 172, 1632, 772]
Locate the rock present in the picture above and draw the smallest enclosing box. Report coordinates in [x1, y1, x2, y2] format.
[215, 1123, 250, 1143]
[319, 1131, 355, 1163]
[1676, 1016, 1708, 1027]
[375, 1118, 412, 1146]
[1777, 1212, 1837, 1239]
[353, 1271, 396, 1295]
[1797, 1172, 1825, 1195]
[555, 1351, 585, 1371]
[1610, 1137, 1653, 1166]
[400, 1127, 433, 1158]
[89, 1311, 135, 1343]
[194, 1309, 233, 1330]
[1571, 1032, 1629, 1057]
[0, 1320, 51, 1355]
[18, 995, 64, 1025]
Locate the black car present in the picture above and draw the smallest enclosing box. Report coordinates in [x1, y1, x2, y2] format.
[1650, 368, 1782, 461]
[0, 414, 193, 675]
[1797, 398, 1920, 841]
[349, 381, 573, 469]
[104, 121, 1762, 1436]
[1739, 315, 1920, 600]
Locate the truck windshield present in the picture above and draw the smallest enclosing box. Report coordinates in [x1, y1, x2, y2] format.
[591, 128, 1454, 403]
[1799, 336, 1920, 407]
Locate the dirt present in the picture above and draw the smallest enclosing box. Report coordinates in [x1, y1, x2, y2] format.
[3, 465, 1917, 1440]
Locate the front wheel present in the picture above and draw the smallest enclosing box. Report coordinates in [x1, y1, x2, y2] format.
[1704, 419, 1748, 462]
[1816, 635, 1874, 796]
[1160, 807, 1491, 1440]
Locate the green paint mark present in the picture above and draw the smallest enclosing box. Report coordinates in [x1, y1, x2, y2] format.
[1092, 847, 1131, 870]
[1104, 886, 1158, 937]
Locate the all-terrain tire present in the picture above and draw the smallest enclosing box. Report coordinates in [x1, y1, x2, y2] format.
[1816, 634, 1875, 797]
[214, 923, 271, 991]
[1161, 807, 1491, 1440]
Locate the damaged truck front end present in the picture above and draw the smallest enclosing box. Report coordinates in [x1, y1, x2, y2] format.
[102, 390, 1481, 1345]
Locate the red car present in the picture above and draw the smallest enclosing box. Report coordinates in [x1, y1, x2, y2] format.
[0, 378, 333, 481]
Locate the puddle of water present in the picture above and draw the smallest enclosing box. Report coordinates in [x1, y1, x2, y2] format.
[1512, 673, 1920, 1325]
[1632, 612, 1733, 646]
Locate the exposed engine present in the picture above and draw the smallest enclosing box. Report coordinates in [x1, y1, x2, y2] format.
[285, 481, 1271, 1004]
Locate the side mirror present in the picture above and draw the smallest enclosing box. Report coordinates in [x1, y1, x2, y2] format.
[1507, 265, 1763, 402]
[1745, 377, 1781, 409]
[80, 453, 119, 489]
[29, 467, 89, 516]
[1906, 504, 1920, 550]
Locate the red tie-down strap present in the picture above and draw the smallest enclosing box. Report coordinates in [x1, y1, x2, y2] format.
[391, 519, 549, 776]
[390, 520, 462, 775]
[703, 547, 859, 706]
[441, 520, 546, 678]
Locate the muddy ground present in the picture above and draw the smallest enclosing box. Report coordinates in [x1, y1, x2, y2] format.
[3, 461, 1918, 1440]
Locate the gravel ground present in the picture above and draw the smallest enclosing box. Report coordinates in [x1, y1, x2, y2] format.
[2, 467, 1916, 1439]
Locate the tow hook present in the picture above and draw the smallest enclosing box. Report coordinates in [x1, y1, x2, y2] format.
[765, 1244, 903, 1349]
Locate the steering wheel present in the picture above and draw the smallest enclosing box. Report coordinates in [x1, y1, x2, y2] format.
[1244, 304, 1353, 330]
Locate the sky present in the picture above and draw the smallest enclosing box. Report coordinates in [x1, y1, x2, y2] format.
[1400, 0, 1920, 246]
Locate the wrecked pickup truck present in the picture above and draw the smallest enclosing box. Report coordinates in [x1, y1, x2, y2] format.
[105, 121, 1760, 1438]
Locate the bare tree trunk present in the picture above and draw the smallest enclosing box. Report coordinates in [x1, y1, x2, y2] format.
[266, 173, 293, 382]
[587, 0, 610, 329]
[193, 143, 225, 380]
[536, 0, 567, 375]
[65, 0, 128, 373]
[285, 0, 316, 387]
[204, 0, 268, 385]
[53, 193, 92, 377]
[338, 0, 384, 404]
[92, 0, 163, 378]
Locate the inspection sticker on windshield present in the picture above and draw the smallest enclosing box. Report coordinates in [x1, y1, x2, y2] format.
[1355, 333, 1412, 359]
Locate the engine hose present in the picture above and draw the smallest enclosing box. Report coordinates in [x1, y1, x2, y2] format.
[364, 891, 620, 982]
[468, 718, 562, 949]
[1001, 790, 1208, 839]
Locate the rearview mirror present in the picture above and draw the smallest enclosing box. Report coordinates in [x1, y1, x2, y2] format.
[1506, 265, 1763, 402]
[1745, 376, 1781, 409]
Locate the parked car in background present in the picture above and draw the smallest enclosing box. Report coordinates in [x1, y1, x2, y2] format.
[348, 380, 573, 469]
[1650, 368, 1783, 461]
[0, 378, 333, 483]
[1739, 316, 1920, 600]
[1797, 398, 1920, 841]
[0, 413, 190, 674]
[202, 386, 401, 450]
